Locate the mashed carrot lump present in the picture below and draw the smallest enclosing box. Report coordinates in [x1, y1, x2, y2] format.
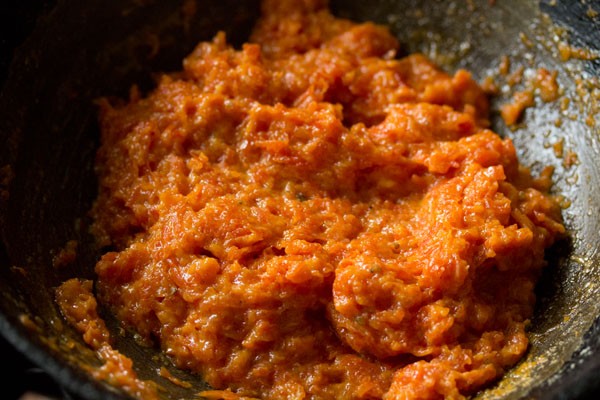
[61, 0, 565, 398]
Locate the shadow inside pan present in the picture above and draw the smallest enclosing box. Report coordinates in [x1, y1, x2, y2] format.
[0, 0, 599, 399]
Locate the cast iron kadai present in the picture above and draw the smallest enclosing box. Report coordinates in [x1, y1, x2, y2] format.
[1, 0, 599, 399]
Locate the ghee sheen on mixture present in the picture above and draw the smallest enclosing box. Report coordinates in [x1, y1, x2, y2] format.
[56, 0, 565, 398]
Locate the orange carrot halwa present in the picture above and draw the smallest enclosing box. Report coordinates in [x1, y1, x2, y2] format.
[57, 1, 565, 399]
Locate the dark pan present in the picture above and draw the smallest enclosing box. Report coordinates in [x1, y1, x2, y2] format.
[1, 1, 599, 399]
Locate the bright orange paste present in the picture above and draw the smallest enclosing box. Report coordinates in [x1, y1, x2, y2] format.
[57, 1, 565, 399]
